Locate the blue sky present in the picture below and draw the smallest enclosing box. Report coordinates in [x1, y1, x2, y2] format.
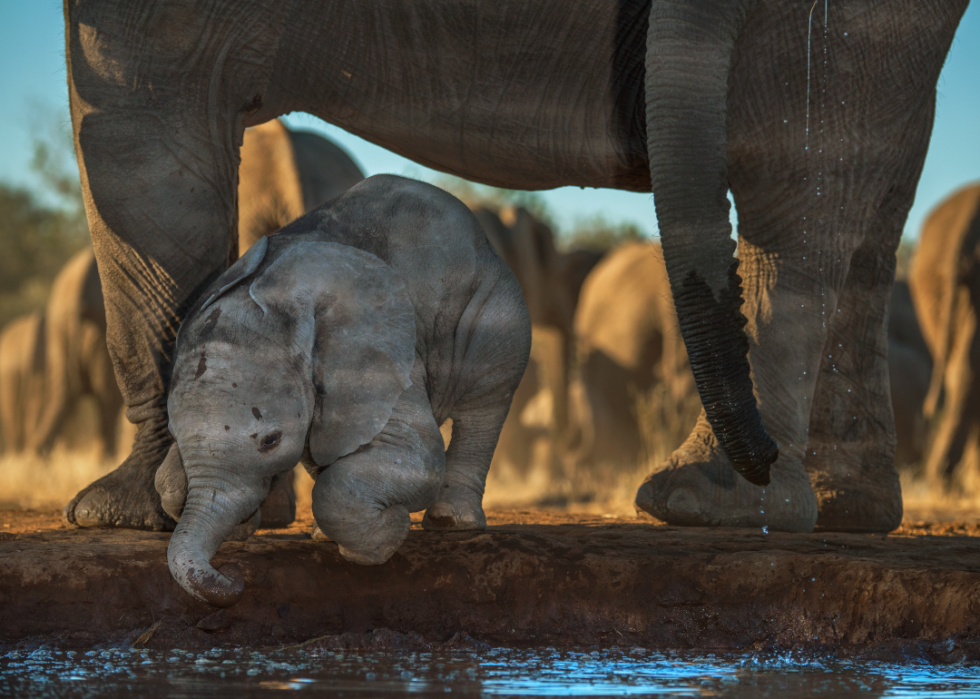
[1, 2, 977, 241]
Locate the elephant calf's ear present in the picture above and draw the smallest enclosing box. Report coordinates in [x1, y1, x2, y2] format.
[250, 242, 416, 467]
[199, 235, 270, 313]
[155, 443, 188, 521]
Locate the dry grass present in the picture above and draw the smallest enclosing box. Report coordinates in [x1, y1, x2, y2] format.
[900, 471, 980, 523]
[482, 379, 700, 517]
[2, 394, 976, 526]
[0, 448, 116, 510]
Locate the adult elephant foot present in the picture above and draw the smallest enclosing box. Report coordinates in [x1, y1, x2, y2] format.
[803, 244, 904, 534]
[807, 456, 902, 533]
[804, 366, 904, 533]
[63, 418, 175, 531]
[635, 414, 817, 533]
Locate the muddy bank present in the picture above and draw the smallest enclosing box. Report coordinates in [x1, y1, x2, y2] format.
[1, 509, 980, 654]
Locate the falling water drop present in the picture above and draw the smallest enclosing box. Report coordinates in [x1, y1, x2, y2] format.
[805, 0, 818, 150]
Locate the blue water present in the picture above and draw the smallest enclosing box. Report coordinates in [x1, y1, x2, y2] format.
[2, 646, 980, 698]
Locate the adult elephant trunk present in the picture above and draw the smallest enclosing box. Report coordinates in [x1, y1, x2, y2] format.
[167, 476, 263, 607]
[646, 0, 776, 485]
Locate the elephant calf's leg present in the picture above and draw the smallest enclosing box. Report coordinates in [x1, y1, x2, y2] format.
[258, 470, 297, 529]
[312, 394, 445, 564]
[423, 276, 531, 532]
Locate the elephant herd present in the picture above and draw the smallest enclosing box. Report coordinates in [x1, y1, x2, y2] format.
[6, 119, 978, 506]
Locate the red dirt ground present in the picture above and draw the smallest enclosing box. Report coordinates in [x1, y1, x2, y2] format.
[2, 507, 980, 658]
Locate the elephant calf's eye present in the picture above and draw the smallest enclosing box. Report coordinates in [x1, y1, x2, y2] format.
[258, 431, 283, 453]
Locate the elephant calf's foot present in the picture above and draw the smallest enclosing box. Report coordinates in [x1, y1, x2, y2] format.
[226, 510, 261, 541]
[64, 448, 175, 531]
[422, 485, 486, 531]
[258, 472, 296, 529]
[635, 419, 817, 533]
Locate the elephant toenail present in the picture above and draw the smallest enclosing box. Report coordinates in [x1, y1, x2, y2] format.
[73, 494, 106, 528]
[634, 481, 655, 512]
[666, 488, 702, 517]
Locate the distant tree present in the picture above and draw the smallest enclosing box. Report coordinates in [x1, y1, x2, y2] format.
[895, 237, 916, 281]
[560, 218, 647, 253]
[433, 176, 556, 228]
[0, 117, 89, 328]
[0, 187, 86, 294]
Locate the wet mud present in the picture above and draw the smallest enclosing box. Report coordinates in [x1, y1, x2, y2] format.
[2, 508, 980, 656]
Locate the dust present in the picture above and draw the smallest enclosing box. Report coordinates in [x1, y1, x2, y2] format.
[1, 387, 973, 525]
[0, 449, 116, 510]
[0, 397, 137, 510]
[481, 377, 698, 518]
[900, 471, 980, 524]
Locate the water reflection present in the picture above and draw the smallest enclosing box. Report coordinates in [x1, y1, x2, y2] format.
[2, 646, 980, 698]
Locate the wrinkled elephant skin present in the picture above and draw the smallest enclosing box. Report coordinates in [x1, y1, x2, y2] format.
[63, 0, 968, 533]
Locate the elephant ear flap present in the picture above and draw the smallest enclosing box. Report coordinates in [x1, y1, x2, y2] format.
[296, 243, 417, 467]
[199, 235, 269, 313]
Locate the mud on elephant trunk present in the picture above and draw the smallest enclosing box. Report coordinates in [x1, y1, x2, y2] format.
[165, 472, 266, 608]
[645, 0, 776, 485]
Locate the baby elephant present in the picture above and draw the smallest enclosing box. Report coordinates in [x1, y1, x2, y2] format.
[157, 175, 530, 607]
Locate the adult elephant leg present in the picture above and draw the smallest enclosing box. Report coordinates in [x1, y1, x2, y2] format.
[86, 324, 124, 460]
[805, 238, 903, 532]
[636, 235, 825, 531]
[922, 300, 979, 486]
[62, 0, 281, 529]
[64, 119, 241, 529]
[424, 272, 531, 531]
[804, 26, 953, 529]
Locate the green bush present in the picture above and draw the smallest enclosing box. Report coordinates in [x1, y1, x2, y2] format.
[0, 128, 90, 329]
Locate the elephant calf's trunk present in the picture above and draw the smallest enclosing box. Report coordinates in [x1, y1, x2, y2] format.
[167, 491, 256, 607]
[169, 541, 245, 607]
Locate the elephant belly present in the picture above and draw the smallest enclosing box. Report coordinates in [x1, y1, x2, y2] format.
[266, 0, 652, 192]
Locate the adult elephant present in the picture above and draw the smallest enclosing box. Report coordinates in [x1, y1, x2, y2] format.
[238, 119, 365, 253]
[29, 248, 123, 458]
[0, 313, 46, 452]
[63, 0, 968, 533]
[574, 242, 698, 471]
[909, 183, 980, 487]
[886, 280, 932, 468]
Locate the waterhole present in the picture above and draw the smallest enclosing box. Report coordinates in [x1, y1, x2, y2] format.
[3, 646, 980, 698]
